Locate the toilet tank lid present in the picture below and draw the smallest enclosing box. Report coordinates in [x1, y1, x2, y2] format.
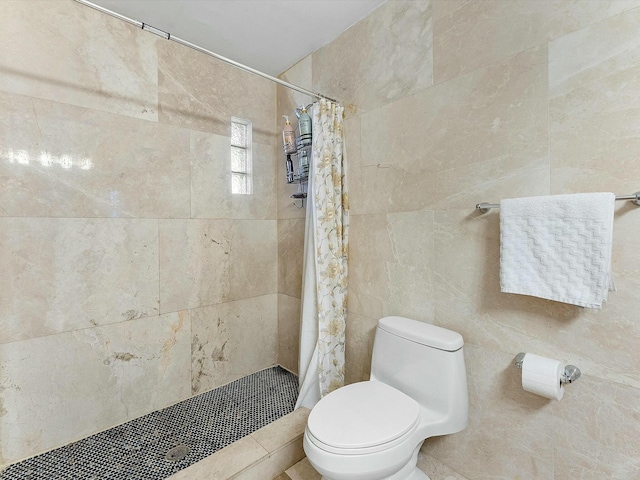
[378, 316, 463, 351]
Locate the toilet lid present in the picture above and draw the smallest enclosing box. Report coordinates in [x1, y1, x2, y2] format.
[307, 381, 420, 449]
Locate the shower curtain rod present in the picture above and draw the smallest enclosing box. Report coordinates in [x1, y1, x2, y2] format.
[74, 0, 338, 103]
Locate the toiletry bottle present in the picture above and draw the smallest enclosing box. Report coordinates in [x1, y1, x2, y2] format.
[299, 149, 309, 177]
[286, 154, 294, 183]
[282, 115, 296, 154]
[298, 106, 312, 146]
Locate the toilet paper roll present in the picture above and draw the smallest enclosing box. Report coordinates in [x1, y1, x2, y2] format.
[521, 353, 564, 400]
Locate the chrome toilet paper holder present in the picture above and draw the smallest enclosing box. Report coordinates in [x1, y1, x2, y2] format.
[514, 352, 581, 384]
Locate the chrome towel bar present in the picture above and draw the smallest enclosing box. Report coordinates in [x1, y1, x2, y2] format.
[477, 191, 640, 213]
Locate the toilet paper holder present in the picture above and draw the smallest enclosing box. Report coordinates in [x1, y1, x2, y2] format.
[514, 352, 581, 384]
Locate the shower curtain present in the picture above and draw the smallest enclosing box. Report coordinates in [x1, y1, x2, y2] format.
[295, 99, 349, 409]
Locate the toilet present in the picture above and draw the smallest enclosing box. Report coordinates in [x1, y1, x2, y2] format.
[303, 316, 469, 480]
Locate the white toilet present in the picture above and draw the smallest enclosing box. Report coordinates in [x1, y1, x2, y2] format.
[303, 316, 469, 480]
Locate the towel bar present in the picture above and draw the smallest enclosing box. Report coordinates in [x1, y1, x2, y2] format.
[476, 191, 640, 213]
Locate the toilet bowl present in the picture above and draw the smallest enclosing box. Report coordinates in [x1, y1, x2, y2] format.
[303, 316, 469, 480]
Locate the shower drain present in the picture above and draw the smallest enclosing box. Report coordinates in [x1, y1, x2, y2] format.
[165, 445, 190, 462]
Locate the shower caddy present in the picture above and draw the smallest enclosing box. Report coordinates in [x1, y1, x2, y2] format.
[284, 105, 313, 208]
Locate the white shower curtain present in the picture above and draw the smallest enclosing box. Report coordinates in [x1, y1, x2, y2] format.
[296, 99, 349, 409]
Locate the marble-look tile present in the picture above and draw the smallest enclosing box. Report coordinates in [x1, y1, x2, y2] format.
[424, 344, 555, 479]
[278, 294, 301, 375]
[191, 295, 278, 394]
[278, 57, 314, 117]
[384, 210, 435, 320]
[357, 46, 549, 215]
[417, 451, 469, 480]
[232, 438, 305, 480]
[312, 0, 433, 111]
[158, 219, 232, 313]
[0, 218, 159, 344]
[362, 46, 547, 168]
[0, 0, 157, 121]
[344, 312, 377, 385]
[553, 375, 640, 479]
[191, 131, 277, 220]
[159, 219, 277, 313]
[354, 155, 550, 217]
[117, 310, 192, 419]
[432, 209, 640, 389]
[230, 220, 277, 300]
[286, 457, 322, 480]
[167, 435, 267, 480]
[347, 214, 392, 320]
[251, 408, 310, 453]
[432, 208, 556, 347]
[278, 218, 305, 298]
[432, 0, 472, 20]
[348, 211, 435, 321]
[158, 40, 276, 145]
[0, 312, 191, 463]
[433, 0, 640, 84]
[0, 91, 190, 218]
[1, 326, 119, 463]
[552, 448, 640, 480]
[346, 209, 436, 384]
[549, 8, 640, 197]
[343, 114, 363, 216]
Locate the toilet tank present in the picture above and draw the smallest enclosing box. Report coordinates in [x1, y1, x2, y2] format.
[370, 316, 468, 433]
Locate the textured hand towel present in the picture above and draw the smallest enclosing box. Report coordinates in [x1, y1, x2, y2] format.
[500, 192, 615, 308]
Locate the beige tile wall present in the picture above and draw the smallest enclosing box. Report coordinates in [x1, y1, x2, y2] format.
[278, 0, 640, 477]
[0, 0, 158, 121]
[276, 56, 317, 373]
[0, 0, 278, 465]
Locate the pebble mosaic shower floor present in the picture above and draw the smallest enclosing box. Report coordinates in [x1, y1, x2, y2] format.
[1, 366, 298, 480]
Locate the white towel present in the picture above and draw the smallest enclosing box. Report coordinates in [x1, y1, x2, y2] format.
[500, 192, 615, 308]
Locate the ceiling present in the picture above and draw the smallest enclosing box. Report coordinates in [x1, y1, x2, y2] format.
[90, 0, 386, 76]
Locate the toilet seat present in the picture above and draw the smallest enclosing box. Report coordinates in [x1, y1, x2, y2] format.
[306, 381, 420, 454]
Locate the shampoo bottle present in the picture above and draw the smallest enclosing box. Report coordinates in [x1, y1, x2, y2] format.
[282, 115, 296, 154]
[298, 106, 312, 146]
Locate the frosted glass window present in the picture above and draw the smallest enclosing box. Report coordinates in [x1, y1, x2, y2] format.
[231, 122, 247, 147]
[232, 172, 249, 195]
[230, 118, 252, 195]
[231, 147, 246, 172]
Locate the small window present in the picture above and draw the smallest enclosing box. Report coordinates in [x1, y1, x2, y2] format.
[230, 118, 252, 195]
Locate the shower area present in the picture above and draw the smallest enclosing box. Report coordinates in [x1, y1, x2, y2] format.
[0, 0, 325, 476]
